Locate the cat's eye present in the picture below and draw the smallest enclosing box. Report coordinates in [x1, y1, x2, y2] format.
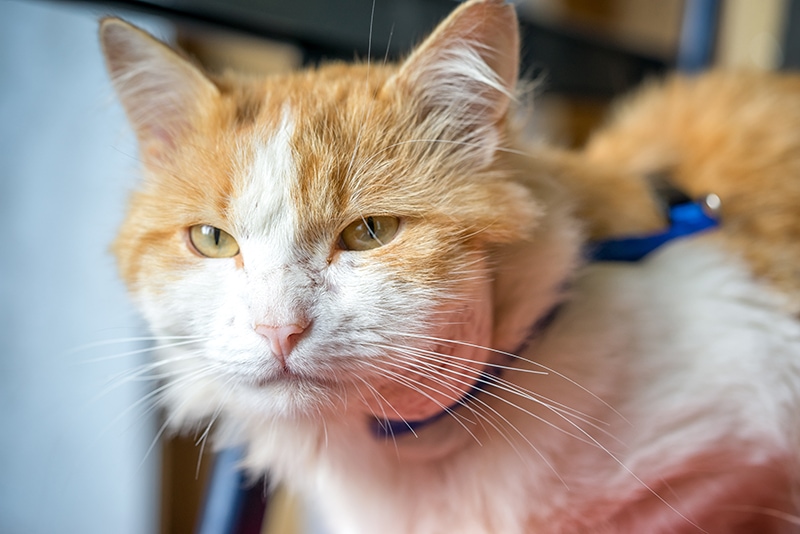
[340, 216, 400, 251]
[188, 225, 240, 258]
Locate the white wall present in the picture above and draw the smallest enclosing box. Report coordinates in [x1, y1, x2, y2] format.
[0, 2, 165, 532]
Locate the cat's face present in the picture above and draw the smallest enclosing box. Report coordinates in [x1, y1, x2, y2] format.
[102, 0, 539, 424]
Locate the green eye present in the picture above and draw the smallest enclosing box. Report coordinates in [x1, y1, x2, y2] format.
[340, 216, 400, 251]
[188, 225, 240, 258]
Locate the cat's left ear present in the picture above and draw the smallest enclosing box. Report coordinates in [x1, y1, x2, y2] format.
[387, 0, 519, 162]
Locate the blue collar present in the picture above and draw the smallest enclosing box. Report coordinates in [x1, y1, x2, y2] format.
[372, 199, 719, 439]
[590, 199, 718, 262]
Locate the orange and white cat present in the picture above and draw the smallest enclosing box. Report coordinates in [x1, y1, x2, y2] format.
[101, 1, 800, 532]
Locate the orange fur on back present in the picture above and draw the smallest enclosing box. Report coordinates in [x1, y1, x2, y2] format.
[584, 71, 800, 310]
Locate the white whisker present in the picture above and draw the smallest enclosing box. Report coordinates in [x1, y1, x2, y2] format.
[74, 338, 208, 365]
[382, 343, 703, 532]
[66, 334, 206, 356]
[105, 361, 225, 439]
[382, 349, 599, 450]
[382, 352, 565, 483]
[91, 351, 205, 402]
[388, 331, 628, 424]
[355, 374, 415, 446]
[195, 374, 239, 478]
[387, 345, 622, 447]
[387, 342, 611, 427]
[376, 340, 547, 376]
[360, 360, 483, 445]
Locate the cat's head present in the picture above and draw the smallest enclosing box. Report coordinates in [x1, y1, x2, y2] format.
[101, 0, 571, 426]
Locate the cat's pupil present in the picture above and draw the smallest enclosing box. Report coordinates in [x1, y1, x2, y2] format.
[366, 217, 377, 240]
[213, 227, 221, 246]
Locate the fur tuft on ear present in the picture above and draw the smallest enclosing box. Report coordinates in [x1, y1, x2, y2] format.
[99, 18, 219, 160]
[388, 0, 519, 163]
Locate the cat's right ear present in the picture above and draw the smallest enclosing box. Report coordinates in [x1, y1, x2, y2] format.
[99, 18, 219, 161]
[385, 0, 519, 166]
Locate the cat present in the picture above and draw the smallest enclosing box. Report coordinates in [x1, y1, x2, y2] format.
[100, 0, 800, 532]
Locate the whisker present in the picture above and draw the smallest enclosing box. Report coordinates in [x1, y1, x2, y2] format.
[377, 341, 547, 376]
[74, 338, 208, 365]
[382, 22, 395, 66]
[360, 361, 483, 445]
[342, 0, 378, 200]
[136, 365, 231, 471]
[91, 351, 205, 402]
[196, 374, 239, 478]
[388, 347, 704, 531]
[382, 349, 599, 449]
[66, 334, 206, 356]
[102, 361, 226, 440]
[367, 357, 567, 483]
[548, 401, 705, 531]
[387, 343, 612, 428]
[381, 353, 565, 483]
[721, 506, 800, 527]
[388, 331, 628, 424]
[366, 0, 376, 69]
[355, 374, 416, 445]
[139, 408, 182, 470]
[389, 346, 623, 447]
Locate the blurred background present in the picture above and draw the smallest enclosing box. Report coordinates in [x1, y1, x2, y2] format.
[0, 0, 795, 533]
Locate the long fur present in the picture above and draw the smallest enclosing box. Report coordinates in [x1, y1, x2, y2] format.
[100, 1, 800, 532]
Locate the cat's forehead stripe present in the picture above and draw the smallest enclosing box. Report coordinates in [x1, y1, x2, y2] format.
[232, 110, 299, 249]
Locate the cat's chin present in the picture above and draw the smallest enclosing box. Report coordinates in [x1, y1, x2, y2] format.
[234, 373, 344, 419]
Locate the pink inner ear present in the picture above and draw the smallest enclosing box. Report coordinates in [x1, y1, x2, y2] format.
[393, 0, 519, 126]
[100, 18, 219, 159]
[604, 458, 796, 533]
[436, 0, 520, 102]
[143, 124, 178, 156]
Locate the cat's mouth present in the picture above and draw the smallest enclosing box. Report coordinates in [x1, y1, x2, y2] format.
[255, 370, 307, 387]
[229, 364, 348, 416]
[252, 366, 336, 389]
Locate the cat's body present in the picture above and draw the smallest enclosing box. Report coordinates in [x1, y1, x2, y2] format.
[101, 1, 800, 532]
[250, 238, 799, 533]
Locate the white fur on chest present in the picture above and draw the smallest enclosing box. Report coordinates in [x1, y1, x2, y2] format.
[239, 234, 800, 533]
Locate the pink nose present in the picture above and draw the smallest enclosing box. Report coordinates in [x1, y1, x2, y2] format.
[255, 323, 308, 363]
